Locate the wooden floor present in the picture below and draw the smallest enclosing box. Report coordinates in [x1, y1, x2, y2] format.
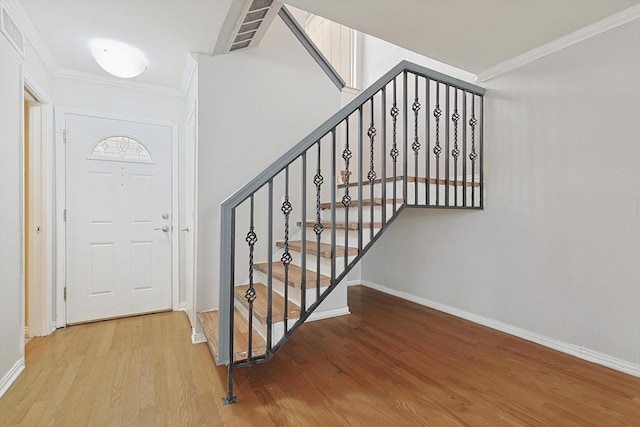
[2, 286, 640, 426]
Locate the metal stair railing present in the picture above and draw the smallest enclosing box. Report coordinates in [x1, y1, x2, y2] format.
[219, 60, 486, 404]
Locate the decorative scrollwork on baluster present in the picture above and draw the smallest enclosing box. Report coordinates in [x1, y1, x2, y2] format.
[245, 227, 257, 305]
[367, 123, 377, 182]
[313, 170, 324, 235]
[342, 144, 352, 207]
[469, 102, 478, 206]
[390, 104, 399, 161]
[364, 94, 377, 185]
[452, 111, 461, 159]
[412, 98, 421, 153]
[469, 115, 478, 162]
[280, 198, 292, 266]
[433, 105, 442, 157]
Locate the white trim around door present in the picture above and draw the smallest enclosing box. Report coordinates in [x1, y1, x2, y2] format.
[54, 106, 180, 326]
[23, 73, 55, 337]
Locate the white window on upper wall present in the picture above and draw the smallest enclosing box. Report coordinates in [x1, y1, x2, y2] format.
[91, 136, 152, 161]
[302, 13, 359, 89]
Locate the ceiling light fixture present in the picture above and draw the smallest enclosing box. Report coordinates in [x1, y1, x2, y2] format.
[89, 39, 148, 79]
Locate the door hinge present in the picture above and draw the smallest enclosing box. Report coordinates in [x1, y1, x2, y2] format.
[63, 209, 67, 222]
[61, 129, 68, 144]
[63, 286, 67, 301]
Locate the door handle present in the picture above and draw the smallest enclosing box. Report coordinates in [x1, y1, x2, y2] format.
[155, 226, 170, 232]
[182, 227, 189, 232]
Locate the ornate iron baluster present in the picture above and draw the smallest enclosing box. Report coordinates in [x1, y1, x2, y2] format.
[452, 89, 460, 206]
[314, 142, 323, 300]
[300, 152, 307, 312]
[367, 98, 376, 241]
[469, 95, 478, 207]
[280, 166, 292, 332]
[425, 79, 430, 205]
[380, 86, 387, 225]
[433, 83, 442, 205]
[412, 74, 421, 203]
[390, 78, 399, 213]
[367, 99, 377, 184]
[342, 119, 352, 271]
[245, 195, 257, 361]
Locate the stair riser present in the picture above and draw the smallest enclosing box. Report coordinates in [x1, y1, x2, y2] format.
[298, 228, 380, 249]
[273, 241, 359, 275]
[321, 203, 396, 223]
[252, 268, 329, 307]
[234, 299, 297, 344]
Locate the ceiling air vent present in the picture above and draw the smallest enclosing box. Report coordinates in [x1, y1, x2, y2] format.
[228, 0, 280, 52]
[1, 4, 25, 57]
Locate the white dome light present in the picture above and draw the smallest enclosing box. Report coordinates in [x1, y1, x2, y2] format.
[90, 39, 147, 79]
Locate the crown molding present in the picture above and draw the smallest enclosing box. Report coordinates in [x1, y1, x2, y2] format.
[3, 0, 191, 98]
[478, 3, 640, 82]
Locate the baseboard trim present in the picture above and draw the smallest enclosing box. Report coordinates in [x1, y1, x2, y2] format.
[0, 358, 25, 398]
[50, 321, 57, 334]
[360, 281, 640, 378]
[478, 4, 640, 82]
[178, 302, 187, 311]
[345, 280, 361, 287]
[308, 306, 351, 322]
[191, 331, 207, 345]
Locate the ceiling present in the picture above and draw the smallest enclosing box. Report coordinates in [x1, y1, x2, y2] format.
[16, 0, 234, 94]
[11, 0, 640, 95]
[285, 0, 640, 74]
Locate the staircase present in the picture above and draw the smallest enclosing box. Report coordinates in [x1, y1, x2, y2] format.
[197, 60, 485, 404]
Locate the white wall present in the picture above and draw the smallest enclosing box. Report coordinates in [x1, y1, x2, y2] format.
[0, 30, 25, 396]
[360, 33, 476, 88]
[196, 17, 342, 312]
[363, 19, 640, 367]
[52, 78, 184, 123]
[23, 42, 52, 98]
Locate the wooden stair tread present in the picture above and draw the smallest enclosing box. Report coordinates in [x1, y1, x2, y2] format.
[276, 240, 358, 258]
[235, 283, 300, 323]
[254, 262, 331, 289]
[319, 198, 403, 209]
[198, 309, 266, 363]
[296, 221, 382, 230]
[337, 176, 480, 188]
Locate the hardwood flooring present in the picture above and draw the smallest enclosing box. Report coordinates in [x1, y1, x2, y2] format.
[2, 286, 640, 426]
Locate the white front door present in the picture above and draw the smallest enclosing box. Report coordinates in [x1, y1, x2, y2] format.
[65, 113, 172, 324]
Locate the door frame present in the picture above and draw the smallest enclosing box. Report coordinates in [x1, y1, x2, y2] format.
[23, 72, 55, 337]
[54, 107, 180, 327]
[183, 98, 199, 331]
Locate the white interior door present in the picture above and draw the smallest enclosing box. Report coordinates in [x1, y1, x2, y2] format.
[65, 113, 172, 324]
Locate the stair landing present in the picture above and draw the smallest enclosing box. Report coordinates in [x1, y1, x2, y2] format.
[337, 175, 480, 188]
[319, 197, 403, 209]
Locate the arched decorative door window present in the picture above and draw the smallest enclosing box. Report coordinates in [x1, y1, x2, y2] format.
[91, 135, 152, 161]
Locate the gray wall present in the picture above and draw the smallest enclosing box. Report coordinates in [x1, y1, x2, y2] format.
[363, 19, 640, 366]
